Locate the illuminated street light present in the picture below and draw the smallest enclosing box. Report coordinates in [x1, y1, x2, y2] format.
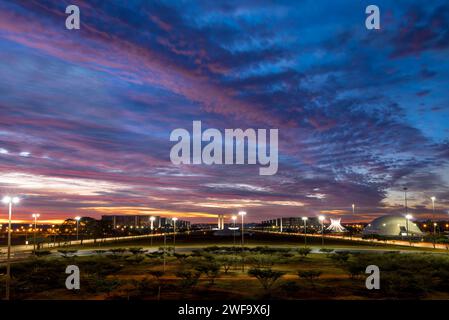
[2, 196, 20, 300]
[238, 211, 247, 247]
[319, 215, 325, 246]
[150, 216, 156, 247]
[231, 215, 237, 245]
[431, 196, 436, 236]
[302, 217, 308, 247]
[173, 217, 178, 253]
[32, 213, 40, 253]
[405, 214, 413, 246]
[75, 216, 81, 241]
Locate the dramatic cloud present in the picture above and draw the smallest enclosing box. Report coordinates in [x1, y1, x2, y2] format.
[0, 0, 448, 223]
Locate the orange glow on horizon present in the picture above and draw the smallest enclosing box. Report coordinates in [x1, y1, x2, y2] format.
[0, 218, 64, 224]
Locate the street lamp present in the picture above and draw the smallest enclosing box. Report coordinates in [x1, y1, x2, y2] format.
[231, 215, 237, 245]
[172, 217, 178, 253]
[2, 195, 20, 300]
[32, 213, 40, 252]
[302, 217, 308, 247]
[319, 215, 325, 246]
[75, 216, 81, 242]
[405, 214, 413, 246]
[431, 196, 436, 236]
[238, 211, 247, 247]
[150, 216, 155, 247]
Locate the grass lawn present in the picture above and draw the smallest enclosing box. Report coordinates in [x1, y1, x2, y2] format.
[2, 239, 449, 300]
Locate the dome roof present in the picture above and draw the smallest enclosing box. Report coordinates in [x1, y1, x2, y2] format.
[362, 215, 423, 237]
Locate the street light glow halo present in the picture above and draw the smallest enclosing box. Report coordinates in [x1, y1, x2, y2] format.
[405, 214, 413, 220]
[2, 196, 20, 204]
[75, 216, 81, 221]
[318, 215, 325, 221]
[302, 217, 308, 221]
[238, 211, 247, 216]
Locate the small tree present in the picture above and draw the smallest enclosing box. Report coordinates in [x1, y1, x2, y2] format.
[97, 278, 120, 298]
[298, 270, 322, 287]
[216, 256, 236, 274]
[298, 247, 312, 259]
[248, 268, 285, 291]
[110, 248, 127, 255]
[129, 247, 145, 255]
[175, 271, 201, 289]
[125, 254, 145, 265]
[319, 248, 334, 257]
[196, 262, 220, 285]
[330, 251, 350, 264]
[345, 263, 365, 279]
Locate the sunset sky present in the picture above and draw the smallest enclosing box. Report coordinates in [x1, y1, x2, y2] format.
[0, 0, 448, 224]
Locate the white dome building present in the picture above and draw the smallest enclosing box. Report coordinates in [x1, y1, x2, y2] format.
[362, 215, 424, 238]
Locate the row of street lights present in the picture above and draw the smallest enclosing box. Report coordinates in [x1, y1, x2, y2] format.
[0, 196, 86, 301]
[300, 215, 326, 247]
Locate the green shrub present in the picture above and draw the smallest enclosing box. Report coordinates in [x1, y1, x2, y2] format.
[297, 247, 312, 258]
[248, 268, 285, 291]
[297, 270, 322, 287]
[129, 247, 145, 255]
[175, 271, 201, 289]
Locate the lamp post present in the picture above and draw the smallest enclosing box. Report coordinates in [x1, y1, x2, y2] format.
[2, 196, 20, 300]
[302, 217, 308, 247]
[163, 232, 166, 272]
[75, 216, 81, 242]
[238, 211, 247, 272]
[231, 215, 237, 246]
[172, 217, 178, 253]
[405, 214, 412, 246]
[150, 216, 155, 248]
[238, 211, 246, 247]
[319, 215, 325, 246]
[431, 196, 436, 236]
[32, 213, 40, 252]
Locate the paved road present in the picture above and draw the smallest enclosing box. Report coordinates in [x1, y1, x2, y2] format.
[258, 230, 449, 251]
[0, 232, 171, 260]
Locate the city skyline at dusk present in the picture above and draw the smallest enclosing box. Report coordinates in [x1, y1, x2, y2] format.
[1, 0, 449, 224]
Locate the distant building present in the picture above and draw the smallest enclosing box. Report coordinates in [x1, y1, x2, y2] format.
[101, 215, 190, 229]
[217, 214, 225, 230]
[261, 217, 322, 231]
[327, 219, 347, 233]
[362, 215, 424, 238]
